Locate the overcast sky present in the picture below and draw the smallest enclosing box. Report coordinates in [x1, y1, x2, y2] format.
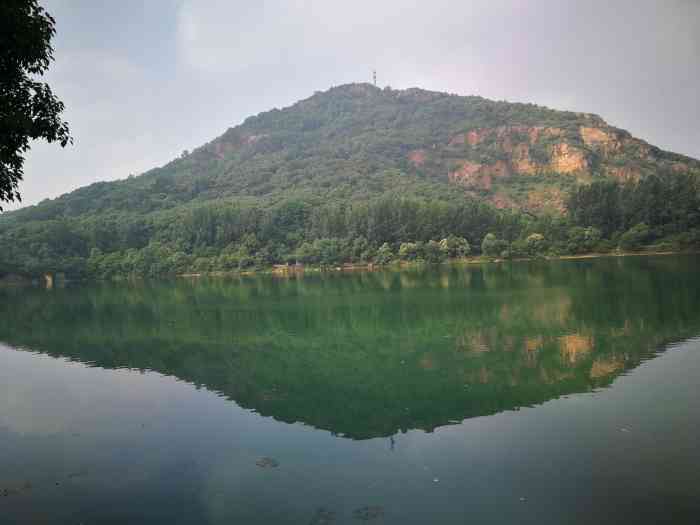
[12, 0, 700, 209]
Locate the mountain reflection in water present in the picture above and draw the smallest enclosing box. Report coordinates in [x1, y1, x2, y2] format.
[1, 255, 699, 440]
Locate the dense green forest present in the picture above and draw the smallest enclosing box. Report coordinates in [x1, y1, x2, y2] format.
[1, 84, 699, 279]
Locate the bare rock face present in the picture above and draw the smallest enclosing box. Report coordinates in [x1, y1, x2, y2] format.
[449, 161, 491, 190]
[549, 143, 588, 173]
[580, 126, 622, 153]
[449, 160, 511, 190]
[206, 131, 269, 159]
[510, 143, 537, 174]
[446, 125, 589, 197]
[447, 125, 591, 182]
[407, 149, 427, 167]
[243, 134, 266, 145]
[444, 122, 697, 185]
[439, 119, 700, 213]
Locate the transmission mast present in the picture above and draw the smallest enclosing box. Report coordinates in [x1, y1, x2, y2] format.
[372, 70, 377, 86]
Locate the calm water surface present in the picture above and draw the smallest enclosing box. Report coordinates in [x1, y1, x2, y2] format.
[1, 255, 699, 524]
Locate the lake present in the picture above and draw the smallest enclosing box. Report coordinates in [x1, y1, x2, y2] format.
[1, 255, 699, 524]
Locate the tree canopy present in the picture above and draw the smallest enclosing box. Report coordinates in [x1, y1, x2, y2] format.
[0, 0, 71, 209]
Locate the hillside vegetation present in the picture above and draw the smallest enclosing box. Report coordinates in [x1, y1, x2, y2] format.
[1, 83, 699, 278]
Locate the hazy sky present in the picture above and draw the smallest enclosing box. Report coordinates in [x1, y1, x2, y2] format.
[13, 0, 700, 209]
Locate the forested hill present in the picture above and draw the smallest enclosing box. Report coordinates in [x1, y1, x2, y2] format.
[1, 83, 699, 278]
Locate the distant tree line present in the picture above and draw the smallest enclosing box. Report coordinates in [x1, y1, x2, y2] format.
[0, 170, 698, 280]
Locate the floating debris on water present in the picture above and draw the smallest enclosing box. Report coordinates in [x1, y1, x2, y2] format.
[1, 482, 34, 497]
[256, 457, 280, 468]
[309, 507, 336, 525]
[353, 506, 384, 521]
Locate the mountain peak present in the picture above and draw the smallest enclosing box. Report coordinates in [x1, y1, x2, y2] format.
[3, 83, 699, 223]
[1, 83, 698, 279]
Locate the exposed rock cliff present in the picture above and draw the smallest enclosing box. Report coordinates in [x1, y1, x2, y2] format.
[434, 121, 698, 212]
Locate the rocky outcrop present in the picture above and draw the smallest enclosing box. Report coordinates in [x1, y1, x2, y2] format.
[209, 133, 268, 159]
[580, 126, 622, 153]
[449, 161, 490, 190]
[549, 143, 588, 173]
[243, 134, 266, 145]
[446, 126, 590, 183]
[449, 126, 563, 150]
[449, 160, 511, 190]
[440, 120, 700, 212]
[407, 149, 427, 167]
[509, 143, 538, 174]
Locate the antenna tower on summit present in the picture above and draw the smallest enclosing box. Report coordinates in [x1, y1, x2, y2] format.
[373, 70, 377, 86]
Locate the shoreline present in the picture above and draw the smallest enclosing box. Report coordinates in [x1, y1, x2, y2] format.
[177, 249, 693, 279]
[1, 249, 695, 287]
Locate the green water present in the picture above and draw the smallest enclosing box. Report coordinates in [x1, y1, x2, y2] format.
[1, 255, 699, 524]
